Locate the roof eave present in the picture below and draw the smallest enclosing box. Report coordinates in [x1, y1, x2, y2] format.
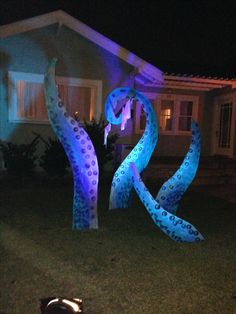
[0, 10, 163, 84]
[139, 73, 236, 91]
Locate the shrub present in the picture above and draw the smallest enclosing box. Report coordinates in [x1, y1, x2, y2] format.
[37, 115, 118, 178]
[0, 135, 39, 178]
[39, 137, 69, 177]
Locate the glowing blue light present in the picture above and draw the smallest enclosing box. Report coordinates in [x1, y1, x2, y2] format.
[130, 162, 204, 243]
[44, 62, 203, 242]
[105, 87, 204, 242]
[155, 120, 201, 214]
[44, 58, 99, 230]
[104, 88, 158, 209]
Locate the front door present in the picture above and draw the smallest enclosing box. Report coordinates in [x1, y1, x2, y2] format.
[213, 96, 235, 157]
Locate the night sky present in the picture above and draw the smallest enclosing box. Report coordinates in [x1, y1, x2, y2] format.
[1, 0, 236, 77]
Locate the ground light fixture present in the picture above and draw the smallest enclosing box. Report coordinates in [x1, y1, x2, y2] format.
[44, 298, 83, 314]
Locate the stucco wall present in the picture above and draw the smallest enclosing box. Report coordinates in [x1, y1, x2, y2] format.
[0, 23, 229, 161]
[0, 24, 134, 145]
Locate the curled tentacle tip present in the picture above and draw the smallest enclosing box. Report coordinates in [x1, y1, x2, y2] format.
[46, 58, 58, 76]
[186, 230, 205, 243]
[49, 57, 58, 66]
[198, 234, 205, 242]
[191, 119, 199, 127]
[172, 228, 205, 243]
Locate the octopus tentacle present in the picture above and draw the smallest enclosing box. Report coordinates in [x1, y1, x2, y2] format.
[44, 58, 99, 230]
[105, 88, 158, 209]
[156, 120, 201, 214]
[105, 87, 203, 241]
[130, 163, 204, 243]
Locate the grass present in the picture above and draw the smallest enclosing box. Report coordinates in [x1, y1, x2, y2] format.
[0, 177, 235, 314]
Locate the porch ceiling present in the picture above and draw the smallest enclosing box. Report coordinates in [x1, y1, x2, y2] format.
[136, 73, 236, 91]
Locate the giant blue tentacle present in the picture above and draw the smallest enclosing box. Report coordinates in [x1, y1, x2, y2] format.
[156, 120, 201, 214]
[130, 163, 204, 243]
[105, 88, 158, 209]
[44, 58, 99, 230]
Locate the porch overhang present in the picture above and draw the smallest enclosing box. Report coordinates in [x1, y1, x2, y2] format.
[136, 73, 236, 91]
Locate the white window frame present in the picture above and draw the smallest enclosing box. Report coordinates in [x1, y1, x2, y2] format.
[135, 92, 199, 135]
[135, 92, 158, 134]
[157, 94, 199, 135]
[8, 71, 103, 124]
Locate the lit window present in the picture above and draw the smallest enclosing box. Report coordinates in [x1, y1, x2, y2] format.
[157, 94, 198, 135]
[135, 93, 198, 135]
[160, 100, 174, 131]
[58, 84, 92, 121]
[17, 81, 48, 121]
[8, 71, 102, 124]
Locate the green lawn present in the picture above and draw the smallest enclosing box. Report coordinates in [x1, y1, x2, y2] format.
[0, 178, 235, 314]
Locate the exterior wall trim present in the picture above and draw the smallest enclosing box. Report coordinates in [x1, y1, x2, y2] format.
[8, 70, 103, 124]
[0, 10, 163, 84]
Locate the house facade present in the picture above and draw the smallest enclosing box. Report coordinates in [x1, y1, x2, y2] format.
[0, 10, 235, 167]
